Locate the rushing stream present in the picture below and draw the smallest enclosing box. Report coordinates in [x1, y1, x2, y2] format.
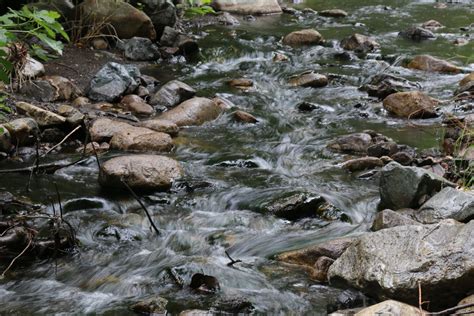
[1, 0, 473, 314]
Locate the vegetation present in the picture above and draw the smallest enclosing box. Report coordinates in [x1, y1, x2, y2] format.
[178, 0, 216, 17]
[0, 6, 69, 84]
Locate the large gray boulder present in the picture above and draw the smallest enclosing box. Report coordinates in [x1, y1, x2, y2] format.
[212, 0, 282, 15]
[328, 220, 474, 309]
[158, 97, 223, 126]
[415, 187, 474, 224]
[99, 155, 183, 190]
[379, 162, 454, 210]
[150, 80, 196, 108]
[86, 62, 141, 102]
[123, 37, 160, 61]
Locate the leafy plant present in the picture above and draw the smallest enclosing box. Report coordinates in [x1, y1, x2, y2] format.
[178, 0, 216, 17]
[0, 6, 69, 84]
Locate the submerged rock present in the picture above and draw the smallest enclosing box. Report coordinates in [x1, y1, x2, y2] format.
[327, 132, 380, 154]
[421, 20, 443, 30]
[328, 220, 474, 309]
[340, 33, 379, 54]
[319, 9, 348, 18]
[288, 71, 328, 88]
[150, 80, 196, 108]
[212, 0, 282, 15]
[379, 162, 454, 210]
[109, 125, 173, 152]
[262, 192, 349, 222]
[99, 155, 183, 190]
[460, 72, 474, 87]
[190, 273, 220, 294]
[407, 55, 461, 73]
[233, 110, 258, 123]
[228, 78, 254, 89]
[399, 26, 435, 40]
[362, 74, 420, 99]
[415, 187, 474, 224]
[15, 102, 66, 127]
[282, 29, 324, 46]
[130, 295, 168, 315]
[123, 37, 160, 61]
[158, 97, 223, 126]
[383, 91, 438, 119]
[87, 62, 141, 102]
[80, 0, 156, 40]
[341, 157, 384, 172]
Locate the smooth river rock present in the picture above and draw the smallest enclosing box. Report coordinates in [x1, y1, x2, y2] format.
[340, 33, 380, 54]
[212, 0, 282, 15]
[328, 220, 474, 309]
[383, 91, 438, 119]
[120, 94, 155, 116]
[282, 29, 324, 46]
[150, 80, 196, 108]
[3, 118, 39, 145]
[110, 125, 173, 152]
[407, 55, 461, 73]
[158, 97, 223, 126]
[288, 71, 328, 88]
[140, 119, 179, 136]
[90, 118, 132, 142]
[99, 155, 183, 190]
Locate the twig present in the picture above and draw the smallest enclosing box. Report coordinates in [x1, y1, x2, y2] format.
[225, 250, 242, 267]
[0, 157, 88, 174]
[1, 237, 32, 278]
[42, 125, 81, 157]
[54, 183, 63, 220]
[427, 303, 474, 315]
[121, 180, 160, 237]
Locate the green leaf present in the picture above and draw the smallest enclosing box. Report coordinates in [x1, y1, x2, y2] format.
[35, 32, 64, 55]
[31, 44, 49, 61]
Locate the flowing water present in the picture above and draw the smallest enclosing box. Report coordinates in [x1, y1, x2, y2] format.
[1, 0, 473, 314]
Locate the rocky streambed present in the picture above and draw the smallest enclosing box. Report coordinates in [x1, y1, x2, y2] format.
[0, 0, 473, 315]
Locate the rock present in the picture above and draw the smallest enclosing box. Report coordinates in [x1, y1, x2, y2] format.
[371, 209, 419, 231]
[19, 80, 57, 102]
[212, 0, 282, 15]
[341, 157, 384, 172]
[297, 101, 318, 112]
[262, 192, 349, 222]
[89, 118, 132, 142]
[91, 38, 108, 50]
[140, 0, 177, 37]
[282, 29, 324, 46]
[57, 105, 85, 126]
[158, 97, 223, 126]
[319, 9, 347, 17]
[158, 26, 198, 56]
[327, 132, 373, 154]
[150, 80, 196, 108]
[120, 94, 154, 116]
[453, 38, 469, 46]
[212, 97, 235, 110]
[109, 125, 173, 152]
[289, 71, 328, 88]
[216, 11, 240, 25]
[383, 91, 438, 119]
[233, 110, 258, 123]
[460, 72, 474, 87]
[3, 118, 39, 145]
[213, 296, 253, 314]
[41, 128, 66, 143]
[20, 56, 44, 78]
[159, 26, 179, 46]
[422, 20, 443, 30]
[367, 141, 399, 157]
[140, 119, 179, 136]
[273, 52, 289, 62]
[328, 220, 474, 309]
[390, 151, 414, 165]
[379, 162, 454, 210]
[123, 37, 160, 61]
[190, 273, 220, 293]
[415, 187, 474, 224]
[15, 102, 66, 127]
[228, 78, 254, 89]
[353, 300, 425, 316]
[80, 0, 156, 40]
[362, 74, 420, 99]
[0, 125, 12, 153]
[340, 34, 380, 54]
[99, 154, 183, 190]
[44, 76, 82, 101]
[179, 310, 211, 316]
[407, 55, 461, 73]
[86, 62, 141, 102]
[130, 295, 168, 315]
[456, 295, 474, 315]
[399, 26, 435, 40]
[72, 97, 90, 107]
